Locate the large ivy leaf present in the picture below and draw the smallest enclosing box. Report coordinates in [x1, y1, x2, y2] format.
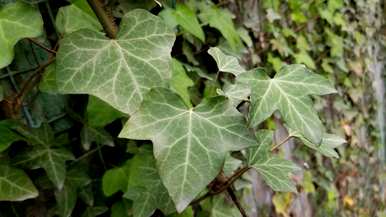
[120, 88, 256, 212]
[0, 1, 43, 68]
[55, 0, 102, 35]
[236, 64, 336, 144]
[0, 165, 38, 201]
[208, 47, 245, 76]
[247, 130, 299, 192]
[56, 9, 175, 114]
[160, 4, 205, 42]
[124, 146, 174, 217]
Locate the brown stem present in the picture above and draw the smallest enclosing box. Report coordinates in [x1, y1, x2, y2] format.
[227, 186, 248, 217]
[190, 166, 251, 205]
[271, 135, 294, 151]
[28, 38, 57, 54]
[87, 0, 117, 39]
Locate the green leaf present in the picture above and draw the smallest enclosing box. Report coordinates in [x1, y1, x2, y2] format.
[208, 47, 245, 76]
[171, 58, 194, 107]
[81, 126, 114, 150]
[210, 196, 241, 217]
[292, 131, 345, 158]
[0, 1, 43, 68]
[294, 51, 316, 69]
[56, 9, 175, 115]
[199, 5, 242, 51]
[0, 165, 38, 201]
[0, 120, 23, 152]
[81, 206, 108, 217]
[111, 200, 131, 217]
[247, 130, 299, 191]
[120, 88, 255, 212]
[55, 0, 102, 35]
[124, 146, 174, 217]
[87, 96, 124, 127]
[168, 207, 194, 217]
[55, 185, 77, 217]
[160, 4, 205, 42]
[13, 132, 75, 190]
[102, 164, 129, 197]
[39, 62, 58, 93]
[236, 65, 336, 144]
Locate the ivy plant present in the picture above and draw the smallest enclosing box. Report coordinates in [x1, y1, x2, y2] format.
[0, 0, 345, 216]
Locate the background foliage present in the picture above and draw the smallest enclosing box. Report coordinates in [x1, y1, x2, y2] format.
[0, 0, 385, 217]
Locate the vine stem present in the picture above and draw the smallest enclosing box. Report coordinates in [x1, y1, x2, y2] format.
[227, 186, 248, 217]
[87, 0, 117, 39]
[271, 134, 294, 151]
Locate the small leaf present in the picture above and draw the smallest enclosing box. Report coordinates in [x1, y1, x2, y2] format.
[81, 206, 108, 217]
[111, 200, 131, 217]
[55, 0, 102, 35]
[0, 1, 43, 68]
[56, 9, 175, 115]
[0, 120, 23, 152]
[120, 88, 256, 212]
[124, 146, 174, 217]
[208, 47, 245, 76]
[87, 96, 125, 128]
[160, 4, 205, 42]
[171, 58, 194, 107]
[210, 195, 241, 217]
[199, 5, 242, 51]
[247, 130, 299, 192]
[236, 65, 336, 144]
[81, 126, 114, 150]
[102, 165, 129, 197]
[0, 165, 38, 201]
[292, 131, 346, 158]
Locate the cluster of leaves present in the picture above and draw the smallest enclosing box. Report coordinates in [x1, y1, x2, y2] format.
[0, 0, 348, 217]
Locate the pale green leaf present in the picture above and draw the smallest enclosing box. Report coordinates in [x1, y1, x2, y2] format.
[160, 4, 205, 41]
[208, 47, 245, 76]
[199, 5, 242, 51]
[0, 165, 38, 201]
[13, 146, 74, 189]
[81, 126, 114, 150]
[87, 96, 125, 127]
[124, 146, 174, 217]
[210, 196, 241, 217]
[294, 51, 316, 69]
[171, 59, 194, 107]
[55, 0, 102, 35]
[247, 130, 299, 191]
[39, 62, 58, 93]
[119, 88, 255, 212]
[56, 9, 175, 115]
[0, 1, 43, 68]
[236, 64, 336, 144]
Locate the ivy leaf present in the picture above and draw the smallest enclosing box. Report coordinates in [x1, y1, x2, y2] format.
[120, 88, 255, 212]
[291, 131, 346, 158]
[87, 96, 125, 128]
[55, 185, 77, 217]
[55, 0, 102, 35]
[199, 4, 242, 51]
[171, 58, 194, 107]
[0, 120, 23, 152]
[208, 47, 245, 76]
[236, 64, 336, 144]
[124, 146, 174, 217]
[81, 126, 114, 150]
[160, 4, 205, 42]
[14, 146, 74, 189]
[13, 125, 74, 189]
[0, 1, 43, 68]
[81, 206, 108, 217]
[102, 164, 130, 197]
[0, 165, 38, 201]
[56, 9, 175, 115]
[247, 130, 300, 192]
